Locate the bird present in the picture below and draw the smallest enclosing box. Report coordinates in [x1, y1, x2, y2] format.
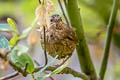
[39, 14, 78, 61]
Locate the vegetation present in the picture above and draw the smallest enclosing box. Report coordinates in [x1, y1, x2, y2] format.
[0, 0, 120, 80]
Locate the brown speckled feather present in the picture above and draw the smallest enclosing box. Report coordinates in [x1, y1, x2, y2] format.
[40, 14, 78, 59]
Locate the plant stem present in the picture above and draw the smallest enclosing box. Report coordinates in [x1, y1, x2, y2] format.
[58, 0, 70, 27]
[63, 0, 97, 80]
[0, 71, 19, 80]
[0, 54, 89, 80]
[43, 26, 48, 66]
[99, 0, 119, 80]
[35, 66, 89, 80]
[18, 17, 38, 40]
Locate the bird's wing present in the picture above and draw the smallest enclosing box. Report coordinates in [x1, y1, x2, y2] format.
[62, 24, 78, 44]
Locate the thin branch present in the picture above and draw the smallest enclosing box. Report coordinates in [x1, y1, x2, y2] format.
[49, 77, 54, 80]
[34, 60, 41, 66]
[43, 26, 48, 66]
[0, 54, 27, 76]
[34, 60, 54, 80]
[38, 0, 41, 4]
[24, 63, 29, 73]
[0, 66, 89, 80]
[58, 0, 70, 27]
[34, 66, 89, 80]
[0, 55, 89, 80]
[0, 71, 19, 80]
[99, 0, 119, 80]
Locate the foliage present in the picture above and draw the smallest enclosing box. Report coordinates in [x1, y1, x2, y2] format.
[7, 18, 18, 33]
[0, 0, 119, 80]
[9, 45, 34, 74]
[7, 18, 19, 47]
[0, 10, 68, 79]
[0, 24, 14, 32]
[0, 34, 9, 49]
[0, 24, 13, 49]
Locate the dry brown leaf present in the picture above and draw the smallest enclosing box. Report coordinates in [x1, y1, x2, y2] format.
[0, 50, 4, 55]
[45, 11, 51, 28]
[27, 29, 40, 46]
[36, 5, 46, 27]
[46, 0, 55, 12]
[35, 0, 54, 28]
[0, 59, 9, 71]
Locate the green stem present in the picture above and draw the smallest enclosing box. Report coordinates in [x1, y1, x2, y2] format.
[18, 17, 38, 40]
[64, 0, 97, 80]
[0, 54, 89, 80]
[99, 0, 119, 80]
[35, 67, 89, 80]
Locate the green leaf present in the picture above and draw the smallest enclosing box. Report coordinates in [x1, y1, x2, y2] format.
[8, 18, 19, 47]
[0, 24, 14, 32]
[0, 34, 9, 49]
[9, 45, 34, 74]
[9, 34, 18, 47]
[7, 18, 18, 33]
[7, 18, 17, 30]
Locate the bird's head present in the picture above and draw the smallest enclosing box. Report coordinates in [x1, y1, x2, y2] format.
[50, 14, 62, 23]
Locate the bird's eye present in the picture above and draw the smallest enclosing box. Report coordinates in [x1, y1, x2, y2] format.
[50, 19, 53, 22]
[50, 34, 53, 37]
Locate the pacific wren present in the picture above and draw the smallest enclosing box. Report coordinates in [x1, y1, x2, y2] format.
[39, 14, 78, 60]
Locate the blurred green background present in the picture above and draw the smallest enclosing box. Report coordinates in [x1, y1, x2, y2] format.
[0, 0, 120, 80]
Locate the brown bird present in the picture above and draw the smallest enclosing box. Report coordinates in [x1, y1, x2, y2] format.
[39, 14, 78, 61]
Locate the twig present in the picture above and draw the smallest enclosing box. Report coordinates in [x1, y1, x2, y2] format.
[99, 0, 119, 80]
[34, 66, 89, 80]
[31, 74, 35, 80]
[58, 0, 70, 27]
[39, 0, 41, 4]
[4, 47, 14, 57]
[34, 60, 54, 80]
[0, 53, 27, 76]
[0, 66, 89, 80]
[49, 77, 54, 80]
[43, 71, 55, 80]
[0, 71, 19, 80]
[34, 60, 41, 66]
[43, 26, 48, 66]
[24, 63, 29, 73]
[0, 55, 89, 80]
